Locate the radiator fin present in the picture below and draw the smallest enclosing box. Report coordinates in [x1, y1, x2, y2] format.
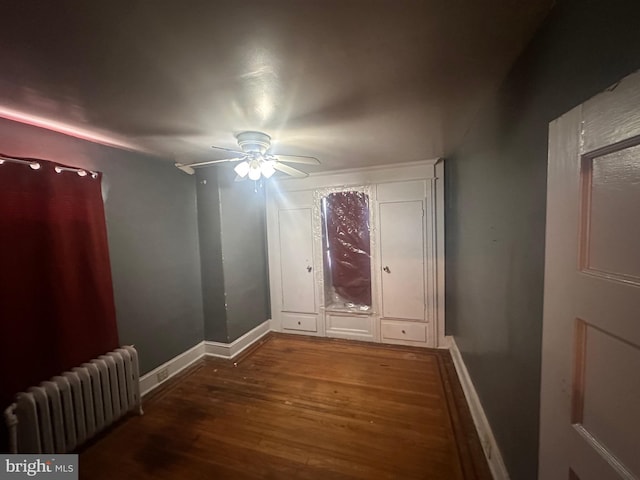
[41, 381, 66, 452]
[14, 393, 40, 454]
[27, 386, 54, 453]
[72, 366, 96, 439]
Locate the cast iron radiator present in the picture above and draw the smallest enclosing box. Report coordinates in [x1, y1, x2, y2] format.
[3, 346, 143, 454]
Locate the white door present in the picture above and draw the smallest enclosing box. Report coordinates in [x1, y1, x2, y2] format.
[278, 208, 316, 313]
[540, 72, 640, 479]
[379, 200, 425, 320]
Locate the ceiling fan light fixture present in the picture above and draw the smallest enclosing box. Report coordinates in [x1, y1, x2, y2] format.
[260, 160, 276, 178]
[248, 160, 261, 181]
[234, 161, 250, 178]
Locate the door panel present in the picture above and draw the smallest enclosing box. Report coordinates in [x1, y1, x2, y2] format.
[574, 320, 640, 477]
[379, 201, 425, 320]
[582, 144, 640, 283]
[279, 208, 316, 313]
[540, 71, 640, 479]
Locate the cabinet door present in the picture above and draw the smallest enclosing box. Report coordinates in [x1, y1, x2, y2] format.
[379, 201, 425, 320]
[279, 208, 316, 313]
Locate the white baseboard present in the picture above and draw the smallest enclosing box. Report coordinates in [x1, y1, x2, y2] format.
[205, 319, 271, 359]
[140, 341, 205, 397]
[139, 319, 272, 397]
[448, 336, 510, 480]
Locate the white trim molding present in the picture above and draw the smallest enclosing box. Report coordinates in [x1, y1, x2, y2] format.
[140, 341, 205, 397]
[205, 319, 272, 359]
[272, 158, 441, 192]
[140, 319, 272, 397]
[448, 336, 510, 480]
[435, 161, 446, 348]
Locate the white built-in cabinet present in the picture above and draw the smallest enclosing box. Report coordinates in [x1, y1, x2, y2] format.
[266, 160, 445, 348]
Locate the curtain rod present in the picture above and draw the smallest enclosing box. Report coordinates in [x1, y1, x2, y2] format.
[0, 155, 41, 169]
[0, 154, 98, 178]
[0, 154, 29, 161]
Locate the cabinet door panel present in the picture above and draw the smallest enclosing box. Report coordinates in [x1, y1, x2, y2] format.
[379, 201, 425, 320]
[279, 208, 316, 313]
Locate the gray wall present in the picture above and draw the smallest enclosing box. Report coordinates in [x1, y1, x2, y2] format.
[218, 169, 270, 342]
[0, 119, 204, 374]
[196, 167, 270, 343]
[196, 168, 228, 342]
[445, 0, 640, 478]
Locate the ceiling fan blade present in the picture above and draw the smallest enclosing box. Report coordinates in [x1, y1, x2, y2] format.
[175, 164, 196, 175]
[273, 162, 308, 178]
[177, 156, 246, 169]
[234, 175, 248, 182]
[270, 154, 320, 165]
[211, 145, 245, 156]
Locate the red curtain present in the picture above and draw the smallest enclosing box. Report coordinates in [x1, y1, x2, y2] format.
[0, 156, 119, 423]
[324, 191, 371, 306]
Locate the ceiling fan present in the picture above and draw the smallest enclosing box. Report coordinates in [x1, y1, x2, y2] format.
[174, 131, 320, 180]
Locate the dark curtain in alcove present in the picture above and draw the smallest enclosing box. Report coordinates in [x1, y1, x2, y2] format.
[0, 156, 119, 446]
[323, 191, 371, 306]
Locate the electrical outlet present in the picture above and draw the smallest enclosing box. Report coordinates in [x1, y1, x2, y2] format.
[156, 368, 169, 382]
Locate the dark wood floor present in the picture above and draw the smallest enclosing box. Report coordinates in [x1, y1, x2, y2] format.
[79, 334, 492, 479]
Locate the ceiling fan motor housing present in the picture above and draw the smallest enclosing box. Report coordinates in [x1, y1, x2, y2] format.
[236, 131, 271, 154]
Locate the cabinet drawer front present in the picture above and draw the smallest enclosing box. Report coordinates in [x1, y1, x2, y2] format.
[282, 314, 317, 332]
[381, 321, 426, 342]
[326, 313, 375, 340]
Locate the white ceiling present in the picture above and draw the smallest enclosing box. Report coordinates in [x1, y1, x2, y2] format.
[0, 0, 552, 172]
